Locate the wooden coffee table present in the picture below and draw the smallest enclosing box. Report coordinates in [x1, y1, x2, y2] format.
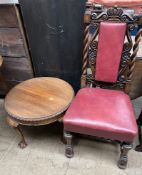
[4, 77, 74, 148]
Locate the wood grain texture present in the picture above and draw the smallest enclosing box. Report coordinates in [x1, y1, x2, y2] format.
[5, 77, 74, 121]
[0, 5, 33, 95]
[0, 28, 26, 57]
[2, 57, 33, 81]
[0, 5, 18, 27]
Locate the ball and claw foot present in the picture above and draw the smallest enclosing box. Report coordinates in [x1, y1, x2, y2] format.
[18, 140, 28, 149]
[16, 125, 28, 149]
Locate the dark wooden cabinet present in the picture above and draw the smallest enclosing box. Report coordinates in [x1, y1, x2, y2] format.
[19, 0, 86, 91]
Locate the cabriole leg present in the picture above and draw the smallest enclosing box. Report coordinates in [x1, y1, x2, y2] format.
[16, 125, 27, 149]
[7, 116, 27, 149]
[64, 131, 74, 158]
[118, 143, 132, 169]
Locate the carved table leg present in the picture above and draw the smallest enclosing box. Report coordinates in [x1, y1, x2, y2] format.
[16, 125, 27, 149]
[135, 111, 142, 152]
[7, 117, 27, 149]
[118, 143, 133, 169]
[64, 131, 74, 158]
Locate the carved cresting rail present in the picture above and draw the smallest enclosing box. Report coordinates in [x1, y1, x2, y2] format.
[81, 3, 142, 94]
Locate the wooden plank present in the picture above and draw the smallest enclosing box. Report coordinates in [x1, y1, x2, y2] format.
[19, 0, 86, 91]
[14, 5, 33, 72]
[2, 57, 33, 81]
[0, 5, 18, 27]
[0, 28, 26, 57]
[3, 81, 21, 94]
[0, 5, 33, 95]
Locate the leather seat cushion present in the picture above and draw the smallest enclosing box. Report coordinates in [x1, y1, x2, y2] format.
[64, 88, 138, 143]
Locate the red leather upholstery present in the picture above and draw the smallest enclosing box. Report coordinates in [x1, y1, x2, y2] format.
[95, 22, 126, 83]
[64, 88, 138, 143]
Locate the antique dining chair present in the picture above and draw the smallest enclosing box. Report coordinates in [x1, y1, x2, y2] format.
[63, 1, 142, 169]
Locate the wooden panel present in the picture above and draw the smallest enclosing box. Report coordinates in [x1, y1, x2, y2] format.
[0, 5, 33, 95]
[0, 28, 26, 57]
[0, 5, 18, 27]
[2, 57, 33, 81]
[19, 0, 86, 91]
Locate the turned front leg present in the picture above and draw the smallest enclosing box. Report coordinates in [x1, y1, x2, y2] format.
[64, 131, 74, 158]
[118, 143, 132, 169]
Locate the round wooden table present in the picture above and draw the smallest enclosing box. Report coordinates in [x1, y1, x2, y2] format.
[4, 77, 74, 148]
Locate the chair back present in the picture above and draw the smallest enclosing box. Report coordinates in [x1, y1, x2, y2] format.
[81, 3, 142, 92]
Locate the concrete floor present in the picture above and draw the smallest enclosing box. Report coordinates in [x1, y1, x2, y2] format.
[0, 98, 142, 175]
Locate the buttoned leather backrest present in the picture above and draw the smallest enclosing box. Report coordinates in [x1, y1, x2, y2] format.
[95, 22, 126, 83]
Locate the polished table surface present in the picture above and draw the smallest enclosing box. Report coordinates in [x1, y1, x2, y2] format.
[5, 77, 74, 123]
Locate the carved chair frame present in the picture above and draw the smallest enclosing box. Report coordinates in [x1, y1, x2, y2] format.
[81, 3, 142, 93]
[64, 3, 142, 169]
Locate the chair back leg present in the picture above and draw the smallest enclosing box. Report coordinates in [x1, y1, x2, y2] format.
[135, 111, 142, 152]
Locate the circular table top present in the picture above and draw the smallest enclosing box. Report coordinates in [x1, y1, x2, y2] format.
[5, 77, 74, 122]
